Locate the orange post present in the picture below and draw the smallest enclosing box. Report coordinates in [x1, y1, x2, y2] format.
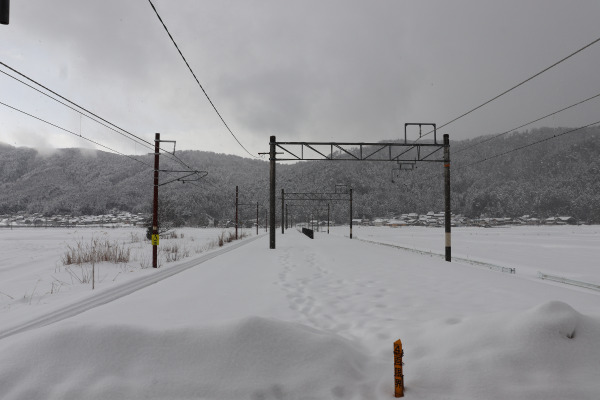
[394, 339, 404, 397]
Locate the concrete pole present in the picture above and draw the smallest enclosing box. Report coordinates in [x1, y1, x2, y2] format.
[349, 188, 353, 239]
[281, 189, 284, 235]
[269, 136, 276, 249]
[444, 133, 451, 262]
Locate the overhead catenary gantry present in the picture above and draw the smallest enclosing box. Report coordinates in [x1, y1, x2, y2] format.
[267, 123, 451, 261]
[284, 203, 331, 232]
[281, 187, 353, 237]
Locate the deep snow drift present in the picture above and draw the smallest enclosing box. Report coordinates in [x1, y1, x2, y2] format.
[0, 226, 599, 399]
[0, 317, 374, 399]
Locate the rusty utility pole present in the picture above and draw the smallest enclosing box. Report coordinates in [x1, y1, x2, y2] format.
[152, 133, 160, 268]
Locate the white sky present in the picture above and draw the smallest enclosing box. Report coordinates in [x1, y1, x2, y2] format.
[1, 0, 599, 158]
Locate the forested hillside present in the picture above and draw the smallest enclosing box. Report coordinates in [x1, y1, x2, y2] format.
[1, 126, 599, 223]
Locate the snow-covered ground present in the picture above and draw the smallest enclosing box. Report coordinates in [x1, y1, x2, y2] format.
[0, 226, 599, 399]
[337, 225, 600, 282]
[0, 227, 255, 328]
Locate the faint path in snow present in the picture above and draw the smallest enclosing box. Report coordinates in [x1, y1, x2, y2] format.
[275, 233, 397, 344]
[0, 235, 265, 341]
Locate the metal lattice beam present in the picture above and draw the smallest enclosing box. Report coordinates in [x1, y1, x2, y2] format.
[282, 192, 351, 202]
[274, 141, 444, 162]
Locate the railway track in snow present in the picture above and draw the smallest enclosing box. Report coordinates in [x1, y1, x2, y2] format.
[355, 237, 516, 274]
[356, 237, 600, 293]
[0, 234, 265, 341]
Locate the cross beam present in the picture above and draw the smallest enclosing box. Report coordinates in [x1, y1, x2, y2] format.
[282, 192, 351, 201]
[274, 141, 445, 162]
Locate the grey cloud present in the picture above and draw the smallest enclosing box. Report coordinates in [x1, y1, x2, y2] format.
[1, 0, 599, 157]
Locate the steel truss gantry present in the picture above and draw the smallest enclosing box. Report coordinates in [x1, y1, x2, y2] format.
[281, 188, 353, 236]
[284, 203, 331, 233]
[267, 123, 451, 261]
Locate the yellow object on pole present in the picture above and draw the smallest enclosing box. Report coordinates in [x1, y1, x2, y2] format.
[151, 234, 159, 246]
[394, 339, 404, 397]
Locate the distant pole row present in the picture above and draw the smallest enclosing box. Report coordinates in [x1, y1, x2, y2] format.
[235, 186, 261, 237]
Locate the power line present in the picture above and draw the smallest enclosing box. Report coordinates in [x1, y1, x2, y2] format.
[0, 99, 208, 188]
[0, 67, 155, 154]
[456, 91, 600, 154]
[0, 61, 153, 149]
[462, 120, 600, 169]
[0, 99, 152, 168]
[146, 0, 258, 159]
[419, 36, 600, 139]
[0, 61, 199, 173]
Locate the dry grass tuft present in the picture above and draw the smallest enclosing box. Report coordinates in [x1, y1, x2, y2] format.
[62, 237, 131, 266]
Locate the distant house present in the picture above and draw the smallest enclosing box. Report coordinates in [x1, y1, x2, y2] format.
[557, 216, 576, 225]
[371, 218, 387, 226]
[385, 219, 405, 227]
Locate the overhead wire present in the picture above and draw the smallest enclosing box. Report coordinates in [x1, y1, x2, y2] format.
[456, 91, 600, 154]
[0, 62, 152, 149]
[0, 67, 155, 154]
[146, 0, 258, 159]
[0, 61, 200, 174]
[417, 36, 600, 140]
[0, 99, 208, 188]
[388, 118, 600, 183]
[461, 120, 600, 169]
[0, 99, 152, 169]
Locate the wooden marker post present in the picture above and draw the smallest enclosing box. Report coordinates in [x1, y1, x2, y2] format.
[394, 339, 404, 397]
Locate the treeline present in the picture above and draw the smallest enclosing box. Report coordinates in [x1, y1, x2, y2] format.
[1, 126, 599, 224]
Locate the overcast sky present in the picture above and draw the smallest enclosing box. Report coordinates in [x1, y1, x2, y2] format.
[1, 0, 599, 158]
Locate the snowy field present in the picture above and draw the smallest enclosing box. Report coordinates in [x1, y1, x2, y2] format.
[333, 225, 600, 283]
[0, 226, 599, 399]
[0, 227, 256, 328]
